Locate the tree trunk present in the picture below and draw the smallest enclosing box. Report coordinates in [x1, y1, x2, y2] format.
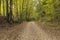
[9, 0, 13, 24]
[3, 0, 5, 16]
[20, 0, 24, 23]
[0, 0, 1, 15]
[6, 0, 9, 23]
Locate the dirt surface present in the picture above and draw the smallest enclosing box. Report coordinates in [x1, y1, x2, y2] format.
[0, 21, 60, 40]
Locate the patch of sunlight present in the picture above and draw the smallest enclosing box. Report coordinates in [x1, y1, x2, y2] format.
[33, 0, 35, 1]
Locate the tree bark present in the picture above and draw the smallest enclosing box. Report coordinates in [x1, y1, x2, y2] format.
[6, 0, 9, 23]
[3, 0, 5, 16]
[9, 0, 13, 24]
[0, 0, 1, 15]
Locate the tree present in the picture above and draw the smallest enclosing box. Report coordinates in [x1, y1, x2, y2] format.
[0, 0, 1, 15]
[6, 0, 9, 23]
[20, 0, 24, 23]
[3, 0, 5, 16]
[9, 0, 13, 23]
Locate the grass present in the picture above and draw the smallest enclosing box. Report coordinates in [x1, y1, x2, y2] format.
[37, 21, 60, 28]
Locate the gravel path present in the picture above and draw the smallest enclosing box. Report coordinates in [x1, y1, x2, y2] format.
[0, 22, 60, 40]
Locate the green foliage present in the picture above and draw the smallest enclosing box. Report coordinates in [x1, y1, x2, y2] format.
[0, 0, 60, 24]
[37, 0, 60, 23]
[0, 0, 36, 23]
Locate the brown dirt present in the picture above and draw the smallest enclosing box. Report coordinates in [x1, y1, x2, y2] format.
[0, 21, 60, 40]
[0, 16, 7, 24]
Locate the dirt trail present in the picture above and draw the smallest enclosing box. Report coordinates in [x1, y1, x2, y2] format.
[0, 22, 60, 40]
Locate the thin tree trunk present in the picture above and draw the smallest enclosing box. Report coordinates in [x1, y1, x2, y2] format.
[6, 0, 9, 23]
[0, 0, 1, 15]
[10, 0, 13, 23]
[16, 0, 19, 22]
[26, 0, 28, 21]
[26, 0, 29, 21]
[20, 0, 24, 23]
[3, 0, 5, 16]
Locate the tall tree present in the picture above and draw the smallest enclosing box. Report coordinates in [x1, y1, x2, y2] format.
[20, 0, 24, 23]
[9, 0, 13, 23]
[3, 0, 5, 16]
[0, 0, 1, 15]
[6, 0, 9, 22]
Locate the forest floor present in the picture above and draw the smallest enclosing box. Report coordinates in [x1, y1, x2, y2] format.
[0, 21, 60, 40]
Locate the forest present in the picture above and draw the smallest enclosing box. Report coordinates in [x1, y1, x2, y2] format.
[0, 0, 60, 40]
[0, 0, 60, 26]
